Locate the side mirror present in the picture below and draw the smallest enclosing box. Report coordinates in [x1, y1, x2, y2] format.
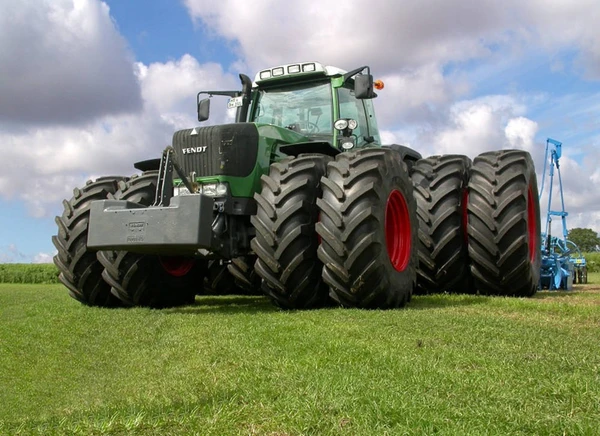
[198, 98, 210, 122]
[354, 74, 376, 99]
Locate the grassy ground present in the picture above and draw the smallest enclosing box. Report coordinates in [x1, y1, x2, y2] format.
[1, 282, 599, 435]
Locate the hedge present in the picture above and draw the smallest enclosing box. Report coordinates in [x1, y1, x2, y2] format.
[0, 263, 60, 284]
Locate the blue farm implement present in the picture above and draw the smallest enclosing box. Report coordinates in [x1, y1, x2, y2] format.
[538, 138, 587, 290]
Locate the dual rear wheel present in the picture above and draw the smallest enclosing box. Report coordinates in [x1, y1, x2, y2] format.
[412, 150, 541, 297]
[252, 149, 418, 310]
[252, 148, 541, 308]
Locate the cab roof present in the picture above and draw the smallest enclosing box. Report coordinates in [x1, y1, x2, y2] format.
[253, 62, 346, 87]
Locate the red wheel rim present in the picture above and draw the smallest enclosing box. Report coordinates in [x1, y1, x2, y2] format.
[527, 185, 537, 263]
[159, 257, 195, 277]
[385, 190, 411, 272]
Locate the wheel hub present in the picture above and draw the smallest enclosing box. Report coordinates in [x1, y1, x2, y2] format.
[159, 257, 195, 277]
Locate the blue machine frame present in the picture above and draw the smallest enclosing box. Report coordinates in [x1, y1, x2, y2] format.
[538, 138, 587, 290]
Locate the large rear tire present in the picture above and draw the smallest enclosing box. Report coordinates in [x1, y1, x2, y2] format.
[52, 177, 126, 307]
[467, 150, 541, 297]
[251, 155, 331, 309]
[98, 172, 204, 308]
[412, 155, 472, 294]
[317, 148, 417, 309]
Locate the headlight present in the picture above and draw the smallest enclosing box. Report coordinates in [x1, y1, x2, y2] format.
[334, 118, 358, 131]
[334, 119, 348, 130]
[341, 140, 355, 150]
[201, 182, 228, 197]
[174, 182, 229, 197]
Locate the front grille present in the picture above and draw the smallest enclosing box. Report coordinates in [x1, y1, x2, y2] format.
[172, 123, 259, 178]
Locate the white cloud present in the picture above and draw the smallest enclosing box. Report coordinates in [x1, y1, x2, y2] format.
[184, 0, 600, 79]
[0, 244, 28, 263]
[184, 0, 514, 73]
[0, 244, 56, 263]
[422, 96, 526, 157]
[0, 53, 239, 217]
[505, 117, 539, 153]
[0, 0, 142, 125]
[524, 0, 600, 78]
[373, 64, 469, 128]
[137, 56, 238, 116]
[33, 252, 56, 264]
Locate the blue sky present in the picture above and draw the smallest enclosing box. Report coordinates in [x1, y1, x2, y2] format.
[0, 0, 599, 263]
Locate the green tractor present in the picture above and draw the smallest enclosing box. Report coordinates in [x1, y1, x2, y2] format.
[52, 62, 541, 309]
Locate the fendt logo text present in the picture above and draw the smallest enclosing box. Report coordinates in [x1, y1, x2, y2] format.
[182, 146, 207, 154]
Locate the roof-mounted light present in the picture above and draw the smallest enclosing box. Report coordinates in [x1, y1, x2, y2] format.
[302, 63, 316, 72]
[253, 62, 327, 83]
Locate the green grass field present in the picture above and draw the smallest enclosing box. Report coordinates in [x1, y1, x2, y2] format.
[1, 279, 600, 435]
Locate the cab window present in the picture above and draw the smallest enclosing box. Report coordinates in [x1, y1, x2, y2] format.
[253, 81, 332, 136]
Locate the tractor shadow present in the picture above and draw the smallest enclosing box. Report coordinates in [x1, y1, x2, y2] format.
[163, 295, 278, 315]
[534, 286, 600, 299]
[534, 290, 582, 299]
[164, 293, 491, 314]
[407, 293, 489, 310]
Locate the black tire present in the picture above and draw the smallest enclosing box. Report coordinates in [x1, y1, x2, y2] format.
[581, 267, 588, 284]
[203, 257, 261, 295]
[317, 148, 417, 309]
[228, 256, 262, 294]
[52, 177, 126, 307]
[467, 150, 541, 297]
[99, 251, 204, 308]
[98, 172, 205, 308]
[251, 154, 331, 309]
[412, 155, 473, 294]
[203, 260, 238, 295]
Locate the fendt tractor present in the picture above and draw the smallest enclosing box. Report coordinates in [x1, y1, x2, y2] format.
[53, 62, 542, 310]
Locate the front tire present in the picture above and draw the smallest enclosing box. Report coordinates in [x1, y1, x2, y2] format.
[317, 148, 417, 309]
[99, 251, 204, 308]
[52, 177, 126, 307]
[98, 172, 205, 308]
[251, 155, 331, 309]
[467, 150, 541, 297]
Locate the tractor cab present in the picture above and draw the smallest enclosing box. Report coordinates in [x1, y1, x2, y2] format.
[197, 62, 382, 152]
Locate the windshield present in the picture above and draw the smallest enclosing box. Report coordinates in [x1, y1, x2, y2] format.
[253, 81, 333, 136]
